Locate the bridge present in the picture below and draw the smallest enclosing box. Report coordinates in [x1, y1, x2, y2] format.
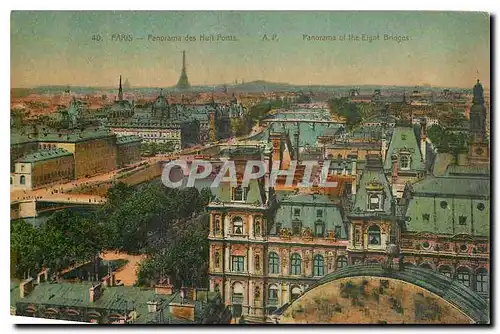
[11, 194, 106, 221]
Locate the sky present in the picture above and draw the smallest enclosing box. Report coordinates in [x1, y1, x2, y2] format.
[11, 11, 490, 89]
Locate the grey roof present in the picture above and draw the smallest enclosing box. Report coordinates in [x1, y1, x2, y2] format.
[277, 264, 489, 324]
[16, 148, 73, 163]
[411, 176, 490, 198]
[351, 168, 393, 216]
[384, 126, 424, 172]
[116, 135, 142, 145]
[445, 165, 490, 178]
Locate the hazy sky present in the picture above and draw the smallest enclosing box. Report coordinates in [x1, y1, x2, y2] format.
[11, 11, 490, 88]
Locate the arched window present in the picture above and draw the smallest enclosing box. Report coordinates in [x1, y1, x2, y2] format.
[268, 252, 280, 274]
[255, 255, 261, 271]
[368, 225, 381, 245]
[420, 263, 433, 270]
[20, 175, 26, 185]
[268, 284, 279, 306]
[232, 186, 245, 202]
[290, 253, 302, 275]
[314, 221, 325, 237]
[290, 286, 301, 302]
[400, 155, 410, 170]
[231, 282, 244, 317]
[232, 217, 243, 235]
[476, 268, 489, 293]
[336, 256, 348, 269]
[456, 267, 472, 287]
[214, 252, 221, 268]
[438, 265, 452, 278]
[313, 255, 324, 276]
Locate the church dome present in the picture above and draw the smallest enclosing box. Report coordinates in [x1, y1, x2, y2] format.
[153, 89, 169, 110]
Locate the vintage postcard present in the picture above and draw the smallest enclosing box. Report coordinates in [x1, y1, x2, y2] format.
[10, 11, 490, 324]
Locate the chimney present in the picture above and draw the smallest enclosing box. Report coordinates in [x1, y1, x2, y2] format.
[36, 269, 49, 284]
[20, 278, 35, 299]
[89, 282, 103, 303]
[391, 154, 399, 184]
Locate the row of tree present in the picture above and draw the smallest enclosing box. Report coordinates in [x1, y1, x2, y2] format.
[327, 97, 363, 129]
[426, 124, 470, 159]
[11, 182, 214, 288]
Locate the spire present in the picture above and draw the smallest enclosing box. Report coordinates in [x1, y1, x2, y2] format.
[118, 75, 123, 101]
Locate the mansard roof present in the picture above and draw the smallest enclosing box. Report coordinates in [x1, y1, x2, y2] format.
[410, 176, 490, 198]
[383, 126, 424, 172]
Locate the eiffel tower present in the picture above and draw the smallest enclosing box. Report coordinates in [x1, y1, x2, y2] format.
[176, 50, 191, 90]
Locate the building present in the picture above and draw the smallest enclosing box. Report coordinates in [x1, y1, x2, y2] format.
[383, 126, 426, 198]
[107, 76, 134, 119]
[11, 273, 231, 324]
[11, 126, 142, 189]
[11, 148, 74, 190]
[400, 172, 490, 298]
[116, 135, 142, 167]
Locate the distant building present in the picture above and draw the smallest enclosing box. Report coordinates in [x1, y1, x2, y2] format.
[176, 51, 191, 90]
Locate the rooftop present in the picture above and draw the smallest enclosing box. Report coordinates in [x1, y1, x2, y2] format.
[410, 176, 490, 198]
[16, 148, 73, 163]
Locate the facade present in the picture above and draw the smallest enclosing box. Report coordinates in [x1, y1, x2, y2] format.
[400, 173, 490, 298]
[116, 135, 142, 167]
[107, 120, 182, 150]
[11, 148, 74, 190]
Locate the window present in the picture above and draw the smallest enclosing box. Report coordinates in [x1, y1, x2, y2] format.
[255, 255, 261, 271]
[232, 282, 244, 317]
[420, 263, 432, 270]
[459, 216, 467, 225]
[314, 221, 325, 237]
[313, 255, 324, 276]
[268, 285, 279, 305]
[290, 253, 302, 275]
[292, 221, 302, 235]
[294, 208, 301, 217]
[368, 225, 381, 245]
[10, 177, 12, 185]
[439, 265, 452, 278]
[268, 252, 280, 274]
[369, 194, 381, 210]
[422, 241, 430, 249]
[20, 165, 24, 172]
[254, 220, 261, 236]
[316, 209, 323, 218]
[214, 217, 221, 235]
[20, 175, 26, 185]
[477, 203, 485, 211]
[232, 186, 246, 202]
[290, 286, 301, 302]
[334, 226, 342, 239]
[232, 217, 243, 235]
[456, 267, 471, 287]
[232, 256, 245, 273]
[440, 201, 448, 209]
[400, 155, 410, 170]
[476, 269, 489, 293]
[215, 252, 221, 268]
[336, 256, 348, 269]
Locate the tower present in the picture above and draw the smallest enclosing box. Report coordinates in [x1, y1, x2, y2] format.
[468, 79, 489, 165]
[118, 75, 123, 101]
[176, 50, 191, 90]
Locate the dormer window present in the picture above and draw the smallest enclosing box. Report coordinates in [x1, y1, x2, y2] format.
[400, 154, 410, 170]
[368, 194, 382, 211]
[232, 186, 247, 202]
